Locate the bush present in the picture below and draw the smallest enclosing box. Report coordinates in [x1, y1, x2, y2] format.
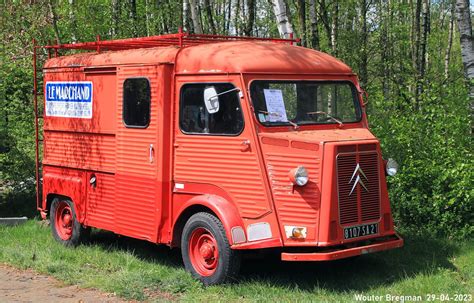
[370, 80, 473, 239]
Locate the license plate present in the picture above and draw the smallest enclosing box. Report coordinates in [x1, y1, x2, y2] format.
[344, 223, 378, 239]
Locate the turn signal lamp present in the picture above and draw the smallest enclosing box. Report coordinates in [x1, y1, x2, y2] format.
[284, 226, 307, 239]
[292, 227, 305, 239]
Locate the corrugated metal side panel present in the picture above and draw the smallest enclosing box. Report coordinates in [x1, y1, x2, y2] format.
[86, 173, 115, 229]
[174, 135, 270, 218]
[114, 67, 158, 240]
[43, 131, 115, 173]
[265, 153, 321, 226]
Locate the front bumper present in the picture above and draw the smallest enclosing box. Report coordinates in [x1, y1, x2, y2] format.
[281, 233, 403, 261]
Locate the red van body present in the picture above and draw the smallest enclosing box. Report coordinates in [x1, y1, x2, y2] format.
[34, 33, 403, 284]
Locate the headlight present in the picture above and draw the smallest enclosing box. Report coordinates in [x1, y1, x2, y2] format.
[386, 158, 398, 176]
[289, 166, 309, 186]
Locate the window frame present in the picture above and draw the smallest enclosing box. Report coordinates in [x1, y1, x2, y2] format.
[179, 82, 245, 136]
[249, 80, 363, 127]
[122, 77, 152, 129]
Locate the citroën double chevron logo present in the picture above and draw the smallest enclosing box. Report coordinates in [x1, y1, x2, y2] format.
[348, 163, 369, 195]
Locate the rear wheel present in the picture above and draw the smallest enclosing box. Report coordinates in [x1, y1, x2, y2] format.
[181, 212, 241, 285]
[50, 198, 90, 247]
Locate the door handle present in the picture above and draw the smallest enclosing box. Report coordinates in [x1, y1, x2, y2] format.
[149, 144, 154, 163]
[241, 140, 251, 151]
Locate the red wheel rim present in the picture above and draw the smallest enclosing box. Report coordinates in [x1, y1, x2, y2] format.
[188, 227, 219, 276]
[54, 201, 73, 241]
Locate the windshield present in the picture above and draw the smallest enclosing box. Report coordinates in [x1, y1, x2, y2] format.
[250, 81, 362, 127]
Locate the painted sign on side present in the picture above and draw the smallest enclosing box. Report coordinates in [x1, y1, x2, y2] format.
[45, 81, 93, 118]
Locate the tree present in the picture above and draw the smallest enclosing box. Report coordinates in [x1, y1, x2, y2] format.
[271, 0, 293, 39]
[455, 0, 474, 122]
[244, 0, 256, 36]
[445, 2, 455, 78]
[203, 0, 216, 34]
[309, 0, 320, 50]
[189, 0, 203, 34]
[47, 0, 61, 44]
[295, 0, 306, 46]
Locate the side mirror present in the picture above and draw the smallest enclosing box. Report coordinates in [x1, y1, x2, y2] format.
[203, 86, 220, 114]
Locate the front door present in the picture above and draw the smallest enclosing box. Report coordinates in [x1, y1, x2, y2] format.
[173, 76, 273, 220]
[115, 66, 160, 241]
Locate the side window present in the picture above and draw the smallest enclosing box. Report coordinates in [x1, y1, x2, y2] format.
[123, 78, 151, 127]
[180, 83, 244, 135]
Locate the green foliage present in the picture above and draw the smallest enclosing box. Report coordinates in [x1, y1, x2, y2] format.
[0, 61, 35, 183]
[370, 78, 473, 239]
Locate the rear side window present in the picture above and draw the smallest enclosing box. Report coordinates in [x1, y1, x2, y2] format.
[180, 83, 244, 135]
[123, 78, 151, 127]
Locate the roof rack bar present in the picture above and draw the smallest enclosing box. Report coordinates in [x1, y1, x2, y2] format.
[38, 30, 300, 53]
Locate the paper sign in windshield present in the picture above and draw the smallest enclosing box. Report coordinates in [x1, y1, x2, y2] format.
[263, 89, 288, 122]
[45, 81, 93, 118]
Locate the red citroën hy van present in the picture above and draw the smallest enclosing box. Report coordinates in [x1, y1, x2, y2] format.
[33, 31, 403, 285]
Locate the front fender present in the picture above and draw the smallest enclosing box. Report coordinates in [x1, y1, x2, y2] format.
[174, 194, 245, 245]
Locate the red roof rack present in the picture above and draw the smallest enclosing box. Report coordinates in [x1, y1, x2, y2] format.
[37, 28, 300, 54]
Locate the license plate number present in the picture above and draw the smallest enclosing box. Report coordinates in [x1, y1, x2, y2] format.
[344, 223, 378, 239]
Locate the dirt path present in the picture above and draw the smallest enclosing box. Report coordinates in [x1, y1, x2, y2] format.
[0, 264, 130, 303]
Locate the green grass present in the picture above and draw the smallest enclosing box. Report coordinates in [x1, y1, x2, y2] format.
[0, 221, 472, 302]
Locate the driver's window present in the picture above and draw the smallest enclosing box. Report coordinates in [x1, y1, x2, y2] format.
[180, 83, 244, 135]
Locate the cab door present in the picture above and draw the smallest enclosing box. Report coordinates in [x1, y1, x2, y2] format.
[115, 66, 161, 241]
[173, 76, 274, 221]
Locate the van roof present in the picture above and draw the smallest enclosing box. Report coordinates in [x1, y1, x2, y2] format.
[44, 41, 353, 75]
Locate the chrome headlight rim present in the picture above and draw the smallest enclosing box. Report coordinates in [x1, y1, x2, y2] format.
[386, 158, 399, 176]
[290, 166, 309, 186]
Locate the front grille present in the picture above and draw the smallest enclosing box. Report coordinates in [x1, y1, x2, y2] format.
[337, 145, 381, 225]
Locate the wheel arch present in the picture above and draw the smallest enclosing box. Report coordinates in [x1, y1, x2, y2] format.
[45, 194, 73, 215]
[171, 194, 245, 247]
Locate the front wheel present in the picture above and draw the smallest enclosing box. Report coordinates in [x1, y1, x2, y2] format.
[181, 212, 241, 285]
[50, 198, 90, 247]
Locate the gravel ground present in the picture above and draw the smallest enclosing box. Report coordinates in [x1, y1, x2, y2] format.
[0, 264, 130, 303]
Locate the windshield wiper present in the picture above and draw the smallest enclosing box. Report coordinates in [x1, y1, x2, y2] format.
[259, 110, 299, 130]
[306, 111, 343, 127]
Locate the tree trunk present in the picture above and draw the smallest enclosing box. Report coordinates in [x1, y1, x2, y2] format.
[309, 0, 320, 50]
[271, 0, 293, 39]
[68, 0, 77, 42]
[226, 0, 232, 34]
[47, 0, 61, 44]
[233, 0, 240, 35]
[244, 0, 255, 36]
[444, 2, 455, 78]
[111, 0, 120, 38]
[183, 0, 192, 32]
[203, 0, 216, 34]
[359, 0, 368, 88]
[331, 0, 339, 55]
[189, 0, 203, 34]
[413, 0, 422, 73]
[455, 0, 474, 126]
[145, 0, 150, 36]
[418, 0, 430, 87]
[380, 0, 391, 100]
[129, 0, 138, 36]
[296, 0, 306, 46]
[319, 0, 331, 50]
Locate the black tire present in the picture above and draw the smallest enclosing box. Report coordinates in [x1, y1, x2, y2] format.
[181, 212, 241, 285]
[50, 198, 90, 247]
